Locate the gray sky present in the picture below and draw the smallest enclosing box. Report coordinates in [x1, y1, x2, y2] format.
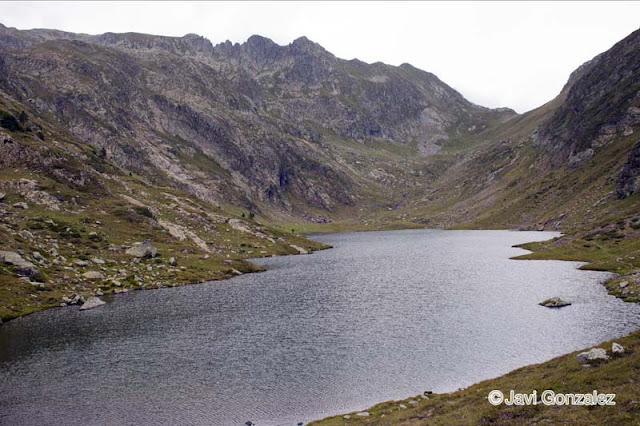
[2, 1, 639, 113]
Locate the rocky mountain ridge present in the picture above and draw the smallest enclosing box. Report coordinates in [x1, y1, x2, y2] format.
[1, 23, 640, 320]
[0, 23, 515, 216]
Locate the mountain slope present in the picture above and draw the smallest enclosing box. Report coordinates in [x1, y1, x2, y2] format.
[1, 24, 640, 320]
[0, 23, 514, 219]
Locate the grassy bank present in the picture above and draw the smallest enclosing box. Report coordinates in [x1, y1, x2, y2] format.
[311, 330, 640, 425]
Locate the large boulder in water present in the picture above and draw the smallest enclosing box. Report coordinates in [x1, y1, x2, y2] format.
[125, 239, 158, 258]
[539, 297, 571, 308]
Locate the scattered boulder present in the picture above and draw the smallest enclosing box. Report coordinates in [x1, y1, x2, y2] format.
[18, 230, 34, 240]
[290, 244, 309, 255]
[74, 259, 89, 267]
[0, 250, 40, 276]
[125, 239, 158, 258]
[63, 293, 85, 305]
[539, 297, 571, 308]
[79, 296, 106, 311]
[343, 415, 351, 419]
[169, 257, 177, 266]
[576, 347, 609, 363]
[0, 192, 5, 201]
[32, 251, 45, 262]
[82, 271, 104, 280]
[12, 202, 28, 209]
[612, 342, 625, 354]
[619, 281, 629, 289]
[356, 411, 369, 417]
[408, 399, 419, 406]
[92, 258, 105, 265]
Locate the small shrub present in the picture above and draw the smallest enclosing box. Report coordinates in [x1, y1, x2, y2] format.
[0, 111, 21, 131]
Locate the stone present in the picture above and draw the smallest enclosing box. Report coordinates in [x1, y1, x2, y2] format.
[74, 259, 89, 267]
[356, 411, 369, 417]
[399, 404, 407, 409]
[82, 271, 104, 280]
[169, 257, 177, 266]
[125, 239, 158, 258]
[66, 293, 85, 305]
[619, 281, 629, 289]
[539, 297, 571, 308]
[343, 415, 351, 419]
[18, 230, 34, 239]
[12, 202, 28, 209]
[290, 244, 309, 255]
[0, 193, 5, 201]
[612, 342, 625, 354]
[576, 348, 609, 363]
[79, 296, 106, 311]
[32, 251, 45, 262]
[0, 250, 40, 276]
[408, 399, 419, 406]
[92, 258, 105, 264]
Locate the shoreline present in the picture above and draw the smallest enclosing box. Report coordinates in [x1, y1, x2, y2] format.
[3, 227, 638, 424]
[310, 327, 640, 424]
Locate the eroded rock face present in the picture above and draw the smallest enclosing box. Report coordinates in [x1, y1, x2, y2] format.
[0, 250, 40, 276]
[125, 239, 158, 258]
[616, 138, 640, 198]
[0, 25, 514, 215]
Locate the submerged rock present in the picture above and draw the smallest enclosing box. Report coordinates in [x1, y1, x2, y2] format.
[576, 347, 609, 363]
[126, 239, 158, 258]
[80, 297, 106, 311]
[539, 297, 571, 308]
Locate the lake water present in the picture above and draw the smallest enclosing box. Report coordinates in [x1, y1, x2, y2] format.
[1, 229, 640, 425]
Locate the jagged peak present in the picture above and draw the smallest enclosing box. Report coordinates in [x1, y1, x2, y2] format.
[245, 34, 278, 46]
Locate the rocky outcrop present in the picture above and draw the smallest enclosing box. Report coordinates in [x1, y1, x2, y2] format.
[616, 138, 640, 198]
[0, 250, 40, 276]
[82, 271, 104, 280]
[576, 347, 609, 363]
[79, 296, 106, 311]
[612, 342, 625, 354]
[125, 240, 158, 258]
[534, 28, 640, 165]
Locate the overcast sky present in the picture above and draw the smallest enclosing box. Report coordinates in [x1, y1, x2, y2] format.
[2, 1, 639, 113]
